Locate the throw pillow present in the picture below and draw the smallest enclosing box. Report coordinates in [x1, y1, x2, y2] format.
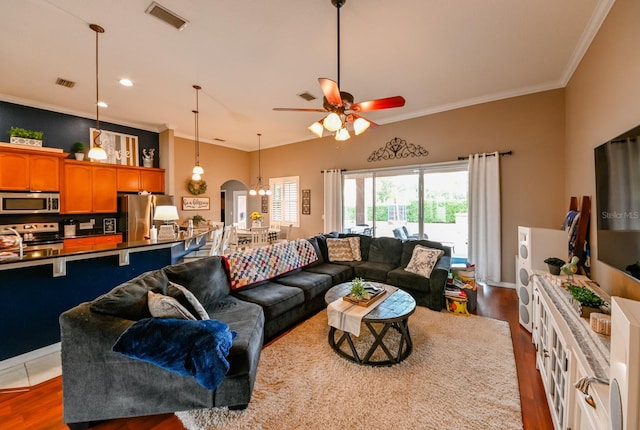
[147, 291, 197, 320]
[347, 236, 362, 261]
[327, 238, 354, 262]
[166, 281, 210, 320]
[112, 317, 237, 391]
[404, 245, 444, 278]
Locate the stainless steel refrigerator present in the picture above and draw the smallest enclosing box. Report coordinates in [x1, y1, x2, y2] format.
[118, 194, 174, 241]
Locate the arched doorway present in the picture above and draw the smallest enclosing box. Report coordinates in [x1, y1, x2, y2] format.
[220, 179, 247, 226]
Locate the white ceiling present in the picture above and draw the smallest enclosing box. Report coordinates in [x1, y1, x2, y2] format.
[0, 0, 614, 151]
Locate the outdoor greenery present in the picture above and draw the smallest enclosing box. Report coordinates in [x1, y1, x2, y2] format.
[344, 199, 467, 224]
[9, 127, 44, 140]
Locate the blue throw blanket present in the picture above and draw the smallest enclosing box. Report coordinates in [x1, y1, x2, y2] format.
[112, 318, 237, 391]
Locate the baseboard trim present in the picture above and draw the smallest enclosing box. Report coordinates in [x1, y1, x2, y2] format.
[0, 343, 61, 372]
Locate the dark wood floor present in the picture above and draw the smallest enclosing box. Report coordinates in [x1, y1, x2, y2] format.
[0, 284, 553, 430]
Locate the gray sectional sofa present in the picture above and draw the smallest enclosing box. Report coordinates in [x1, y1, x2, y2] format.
[59, 234, 451, 428]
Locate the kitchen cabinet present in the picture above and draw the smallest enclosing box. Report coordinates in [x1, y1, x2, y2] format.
[64, 233, 122, 249]
[61, 161, 117, 213]
[0, 146, 65, 191]
[116, 165, 165, 193]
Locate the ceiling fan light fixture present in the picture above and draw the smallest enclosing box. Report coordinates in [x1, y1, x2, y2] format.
[308, 121, 324, 138]
[335, 127, 350, 141]
[324, 112, 342, 131]
[353, 117, 370, 135]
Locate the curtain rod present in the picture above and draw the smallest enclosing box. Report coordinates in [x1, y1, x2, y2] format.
[457, 150, 512, 160]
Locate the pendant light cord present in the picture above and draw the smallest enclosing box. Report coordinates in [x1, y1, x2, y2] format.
[90, 24, 105, 147]
[257, 133, 262, 181]
[193, 85, 201, 167]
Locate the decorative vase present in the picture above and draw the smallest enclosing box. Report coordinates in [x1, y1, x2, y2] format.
[143, 158, 153, 167]
[74, 153, 85, 160]
[252, 220, 262, 228]
[547, 264, 561, 275]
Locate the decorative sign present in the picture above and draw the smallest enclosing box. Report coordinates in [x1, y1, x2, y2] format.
[103, 218, 116, 234]
[182, 197, 210, 211]
[90, 128, 139, 166]
[367, 137, 429, 162]
[261, 195, 269, 213]
[302, 189, 311, 215]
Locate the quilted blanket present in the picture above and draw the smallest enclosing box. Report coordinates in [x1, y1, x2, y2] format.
[225, 239, 318, 290]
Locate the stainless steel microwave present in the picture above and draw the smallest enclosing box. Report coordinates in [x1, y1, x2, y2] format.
[0, 192, 60, 214]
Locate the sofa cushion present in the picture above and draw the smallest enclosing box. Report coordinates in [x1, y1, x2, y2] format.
[339, 233, 372, 260]
[353, 261, 397, 283]
[89, 270, 169, 320]
[405, 245, 445, 278]
[232, 282, 305, 320]
[112, 317, 236, 391]
[166, 281, 210, 320]
[401, 239, 450, 267]
[368, 237, 403, 266]
[327, 238, 358, 262]
[147, 291, 197, 320]
[304, 263, 353, 285]
[163, 257, 232, 308]
[273, 271, 333, 301]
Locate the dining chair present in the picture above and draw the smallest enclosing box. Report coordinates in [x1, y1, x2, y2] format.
[270, 221, 281, 231]
[250, 227, 270, 248]
[207, 228, 224, 256]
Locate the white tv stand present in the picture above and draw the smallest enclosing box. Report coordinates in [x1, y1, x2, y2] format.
[531, 273, 611, 430]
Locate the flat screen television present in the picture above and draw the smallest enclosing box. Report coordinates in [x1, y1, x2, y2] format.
[594, 125, 640, 281]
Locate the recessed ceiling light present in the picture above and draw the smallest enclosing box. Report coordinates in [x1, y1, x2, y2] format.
[119, 78, 133, 87]
[97, 101, 108, 108]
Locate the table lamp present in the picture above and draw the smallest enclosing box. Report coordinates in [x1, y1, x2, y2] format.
[153, 205, 179, 240]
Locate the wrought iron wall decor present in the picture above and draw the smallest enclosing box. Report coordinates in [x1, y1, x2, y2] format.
[367, 137, 429, 162]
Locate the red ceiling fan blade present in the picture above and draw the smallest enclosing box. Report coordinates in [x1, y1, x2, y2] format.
[351, 96, 406, 112]
[318, 78, 343, 107]
[272, 107, 327, 112]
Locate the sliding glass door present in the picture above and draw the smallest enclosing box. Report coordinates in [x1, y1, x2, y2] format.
[343, 162, 468, 258]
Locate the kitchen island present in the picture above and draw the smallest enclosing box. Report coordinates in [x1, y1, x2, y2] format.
[0, 231, 211, 362]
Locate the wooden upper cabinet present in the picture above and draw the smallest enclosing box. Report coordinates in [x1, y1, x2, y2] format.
[61, 161, 117, 213]
[0, 147, 64, 191]
[61, 162, 92, 214]
[92, 166, 117, 213]
[116, 165, 165, 193]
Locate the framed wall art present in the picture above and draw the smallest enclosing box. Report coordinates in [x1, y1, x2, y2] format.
[302, 189, 311, 215]
[90, 128, 139, 166]
[261, 195, 269, 213]
[182, 197, 210, 211]
[103, 218, 116, 234]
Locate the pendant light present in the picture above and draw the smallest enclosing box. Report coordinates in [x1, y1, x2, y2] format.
[191, 84, 204, 181]
[249, 133, 271, 196]
[87, 24, 107, 161]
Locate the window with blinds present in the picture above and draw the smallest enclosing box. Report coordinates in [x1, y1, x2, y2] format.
[269, 176, 299, 227]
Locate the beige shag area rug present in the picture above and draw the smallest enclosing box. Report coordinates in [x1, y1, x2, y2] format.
[176, 307, 522, 430]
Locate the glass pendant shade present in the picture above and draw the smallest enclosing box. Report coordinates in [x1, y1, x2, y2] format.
[249, 189, 257, 196]
[88, 146, 107, 160]
[353, 117, 371, 135]
[192, 165, 204, 175]
[335, 127, 350, 141]
[323, 112, 342, 132]
[191, 173, 201, 181]
[308, 121, 324, 138]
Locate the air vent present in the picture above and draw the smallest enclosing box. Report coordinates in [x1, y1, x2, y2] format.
[213, 138, 226, 143]
[55, 78, 75, 88]
[145, 2, 189, 31]
[298, 92, 316, 101]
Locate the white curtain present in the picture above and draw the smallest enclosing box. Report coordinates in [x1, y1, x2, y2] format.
[468, 152, 501, 283]
[323, 169, 343, 234]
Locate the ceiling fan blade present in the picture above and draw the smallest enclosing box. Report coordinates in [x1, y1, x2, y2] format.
[351, 96, 406, 112]
[273, 107, 327, 112]
[318, 78, 343, 107]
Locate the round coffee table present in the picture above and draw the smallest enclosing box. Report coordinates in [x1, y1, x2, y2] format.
[325, 282, 416, 366]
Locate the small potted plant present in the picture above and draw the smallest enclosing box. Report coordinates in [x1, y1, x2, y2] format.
[349, 277, 368, 301]
[71, 142, 85, 160]
[566, 284, 605, 318]
[192, 214, 205, 227]
[9, 127, 44, 147]
[544, 257, 565, 275]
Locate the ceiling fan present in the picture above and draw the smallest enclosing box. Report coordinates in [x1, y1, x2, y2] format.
[273, 0, 406, 141]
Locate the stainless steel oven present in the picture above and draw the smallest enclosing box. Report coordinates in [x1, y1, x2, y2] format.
[0, 192, 60, 214]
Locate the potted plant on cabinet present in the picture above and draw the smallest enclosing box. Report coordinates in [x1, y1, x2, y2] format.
[9, 127, 44, 147]
[71, 142, 85, 160]
[544, 257, 565, 275]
